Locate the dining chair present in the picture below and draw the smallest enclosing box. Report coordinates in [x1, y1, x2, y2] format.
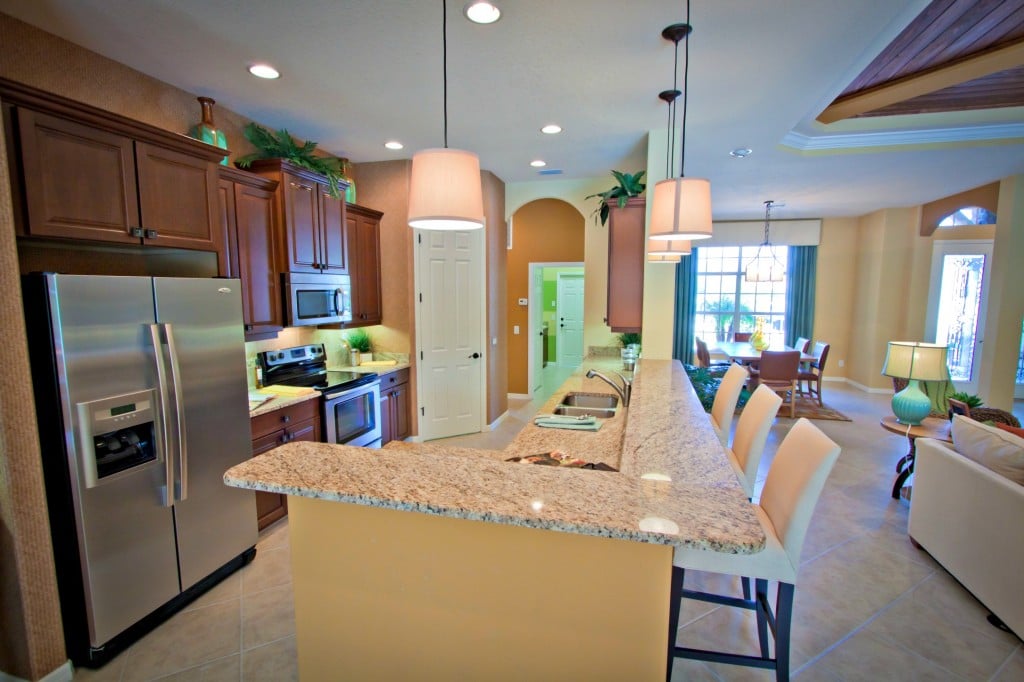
[797, 342, 830, 407]
[667, 418, 841, 681]
[733, 332, 752, 343]
[695, 337, 730, 369]
[793, 337, 810, 354]
[750, 350, 801, 418]
[710, 363, 749, 446]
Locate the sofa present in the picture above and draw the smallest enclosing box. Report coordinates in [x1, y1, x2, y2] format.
[908, 417, 1024, 638]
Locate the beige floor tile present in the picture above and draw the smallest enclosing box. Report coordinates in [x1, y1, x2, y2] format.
[790, 537, 935, 664]
[865, 575, 1020, 679]
[812, 629, 961, 681]
[240, 545, 292, 594]
[993, 648, 1024, 681]
[241, 636, 298, 682]
[183, 572, 241, 613]
[154, 654, 240, 681]
[792, 658, 843, 681]
[242, 583, 296, 650]
[121, 599, 241, 682]
[669, 656, 722, 681]
[73, 652, 127, 681]
[256, 518, 290, 552]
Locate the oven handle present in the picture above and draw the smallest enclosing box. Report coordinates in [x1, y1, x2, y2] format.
[322, 379, 381, 403]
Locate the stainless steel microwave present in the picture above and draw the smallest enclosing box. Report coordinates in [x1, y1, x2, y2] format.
[283, 273, 352, 326]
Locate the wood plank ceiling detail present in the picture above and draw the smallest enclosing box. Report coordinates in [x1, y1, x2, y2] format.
[818, 0, 1024, 123]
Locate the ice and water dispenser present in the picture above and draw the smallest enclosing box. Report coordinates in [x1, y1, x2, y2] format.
[76, 389, 160, 488]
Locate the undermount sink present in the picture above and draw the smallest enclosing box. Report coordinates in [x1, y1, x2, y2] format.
[553, 405, 617, 419]
[560, 392, 619, 409]
[552, 392, 619, 419]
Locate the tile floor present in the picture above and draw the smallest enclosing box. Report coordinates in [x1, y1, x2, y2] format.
[74, 374, 1024, 680]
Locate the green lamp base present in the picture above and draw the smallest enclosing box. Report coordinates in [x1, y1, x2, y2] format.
[892, 379, 931, 426]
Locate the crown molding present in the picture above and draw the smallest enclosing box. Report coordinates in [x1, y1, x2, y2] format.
[781, 122, 1024, 152]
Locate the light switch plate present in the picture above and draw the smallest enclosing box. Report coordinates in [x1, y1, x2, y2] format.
[518, 298, 528, 306]
[513, 325, 520, 335]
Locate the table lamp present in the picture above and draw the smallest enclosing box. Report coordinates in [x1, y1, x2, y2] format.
[881, 341, 950, 425]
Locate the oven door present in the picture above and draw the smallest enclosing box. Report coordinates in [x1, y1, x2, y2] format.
[323, 381, 382, 448]
[284, 273, 352, 326]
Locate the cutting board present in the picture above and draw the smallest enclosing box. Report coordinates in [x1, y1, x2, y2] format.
[259, 385, 318, 396]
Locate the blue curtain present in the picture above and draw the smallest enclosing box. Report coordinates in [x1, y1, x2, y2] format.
[672, 249, 699, 364]
[784, 245, 817, 347]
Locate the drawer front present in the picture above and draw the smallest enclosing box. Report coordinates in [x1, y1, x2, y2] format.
[251, 398, 320, 440]
[381, 367, 410, 389]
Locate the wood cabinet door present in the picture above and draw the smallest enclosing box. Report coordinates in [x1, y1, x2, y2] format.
[606, 197, 646, 333]
[217, 178, 239, 278]
[135, 141, 220, 253]
[285, 417, 319, 444]
[234, 183, 282, 336]
[349, 208, 383, 325]
[16, 108, 140, 244]
[379, 389, 393, 446]
[282, 173, 321, 272]
[391, 385, 411, 441]
[251, 430, 289, 530]
[319, 187, 348, 274]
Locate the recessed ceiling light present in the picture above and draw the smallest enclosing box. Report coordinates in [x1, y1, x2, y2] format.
[464, 2, 501, 24]
[384, 141, 404, 150]
[729, 147, 752, 158]
[530, 160, 546, 167]
[248, 63, 280, 79]
[541, 124, 562, 134]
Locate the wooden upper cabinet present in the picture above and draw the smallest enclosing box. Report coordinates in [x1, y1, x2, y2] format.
[14, 105, 221, 255]
[218, 166, 282, 339]
[606, 196, 646, 333]
[282, 172, 321, 273]
[248, 159, 349, 276]
[135, 142, 219, 251]
[346, 204, 383, 326]
[319, 189, 348, 274]
[16, 108, 140, 244]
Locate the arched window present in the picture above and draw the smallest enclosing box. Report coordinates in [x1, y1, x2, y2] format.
[938, 206, 997, 227]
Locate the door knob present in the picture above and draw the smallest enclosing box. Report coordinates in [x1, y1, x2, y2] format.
[468, 352, 481, 359]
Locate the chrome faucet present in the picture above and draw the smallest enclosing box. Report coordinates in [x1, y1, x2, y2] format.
[585, 369, 632, 407]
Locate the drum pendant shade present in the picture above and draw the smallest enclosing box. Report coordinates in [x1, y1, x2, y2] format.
[408, 148, 484, 230]
[649, 177, 713, 241]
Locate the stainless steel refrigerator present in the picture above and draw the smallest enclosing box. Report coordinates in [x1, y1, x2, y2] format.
[23, 274, 258, 667]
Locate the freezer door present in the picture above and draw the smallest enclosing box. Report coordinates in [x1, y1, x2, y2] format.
[153, 278, 257, 589]
[47, 274, 180, 647]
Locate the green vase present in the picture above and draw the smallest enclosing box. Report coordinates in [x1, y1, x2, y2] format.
[189, 97, 229, 166]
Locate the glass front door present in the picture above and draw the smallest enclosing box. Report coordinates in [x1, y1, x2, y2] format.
[926, 241, 992, 394]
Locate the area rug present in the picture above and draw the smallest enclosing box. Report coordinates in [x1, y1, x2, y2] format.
[735, 393, 852, 422]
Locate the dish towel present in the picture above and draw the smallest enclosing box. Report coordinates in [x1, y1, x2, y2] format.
[532, 415, 603, 431]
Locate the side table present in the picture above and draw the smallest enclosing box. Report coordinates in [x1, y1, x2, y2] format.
[880, 415, 952, 499]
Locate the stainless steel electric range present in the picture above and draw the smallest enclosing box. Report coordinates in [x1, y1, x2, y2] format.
[257, 344, 382, 447]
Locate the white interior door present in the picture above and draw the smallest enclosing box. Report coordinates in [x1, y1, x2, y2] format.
[415, 229, 485, 441]
[529, 264, 544, 393]
[925, 240, 992, 395]
[556, 274, 584, 367]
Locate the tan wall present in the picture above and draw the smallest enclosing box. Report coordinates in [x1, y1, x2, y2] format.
[482, 172, 509, 423]
[811, 218, 859, 378]
[920, 182, 999, 235]
[506, 200, 585, 394]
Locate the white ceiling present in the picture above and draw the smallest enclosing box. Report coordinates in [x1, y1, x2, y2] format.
[3, 0, 1024, 220]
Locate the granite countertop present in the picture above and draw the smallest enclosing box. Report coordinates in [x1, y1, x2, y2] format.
[226, 357, 765, 554]
[248, 390, 320, 418]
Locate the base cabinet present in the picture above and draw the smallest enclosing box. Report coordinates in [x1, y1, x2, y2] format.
[249, 398, 320, 529]
[379, 368, 411, 446]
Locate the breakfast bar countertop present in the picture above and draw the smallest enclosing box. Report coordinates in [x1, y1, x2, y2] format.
[226, 357, 765, 554]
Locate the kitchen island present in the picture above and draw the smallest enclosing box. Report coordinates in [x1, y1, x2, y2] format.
[224, 357, 763, 680]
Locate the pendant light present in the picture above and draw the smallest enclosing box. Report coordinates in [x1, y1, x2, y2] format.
[744, 200, 786, 282]
[649, 0, 712, 243]
[408, 0, 484, 231]
[647, 50, 690, 262]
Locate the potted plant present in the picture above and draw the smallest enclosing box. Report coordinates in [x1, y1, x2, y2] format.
[346, 329, 372, 364]
[585, 170, 646, 226]
[236, 123, 347, 198]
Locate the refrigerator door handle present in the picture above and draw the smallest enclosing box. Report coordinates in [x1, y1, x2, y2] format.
[149, 324, 174, 507]
[164, 323, 189, 501]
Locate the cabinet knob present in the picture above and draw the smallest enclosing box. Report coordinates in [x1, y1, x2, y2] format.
[143, 229, 158, 239]
[278, 434, 288, 444]
[129, 227, 143, 238]
[282, 415, 291, 424]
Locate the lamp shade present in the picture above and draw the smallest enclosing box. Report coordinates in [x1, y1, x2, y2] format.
[649, 176, 712, 241]
[881, 342, 950, 381]
[407, 148, 484, 230]
[647, 236, 690, 257]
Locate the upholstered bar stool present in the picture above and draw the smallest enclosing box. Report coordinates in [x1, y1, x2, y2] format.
[667, 418, 841, 681]
[710, 363, 749, 446]
[727, 385, 782, 500]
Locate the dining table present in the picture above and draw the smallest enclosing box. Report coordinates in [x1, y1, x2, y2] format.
[712, 341, 815, 365]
